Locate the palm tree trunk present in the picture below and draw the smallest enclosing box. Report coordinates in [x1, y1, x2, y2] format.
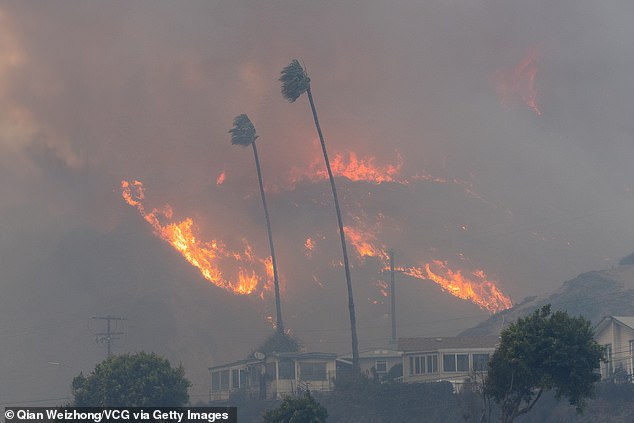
[252, 141, 284, 334]
[306, 87, 360, 376]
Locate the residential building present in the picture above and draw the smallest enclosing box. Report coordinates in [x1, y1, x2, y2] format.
[594, 316, 634, 380]
[209, 352, 337, 401]
[399, 336, 499, 384]
[337, 348, 402, 381]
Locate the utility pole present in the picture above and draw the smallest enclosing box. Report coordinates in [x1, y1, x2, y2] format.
[91, 315, 125, 357]
[389, 249, 397, 344]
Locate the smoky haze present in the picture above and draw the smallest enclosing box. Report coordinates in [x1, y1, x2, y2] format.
[1, 0, 634, 404]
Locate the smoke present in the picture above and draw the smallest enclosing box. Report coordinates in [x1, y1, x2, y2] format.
[2, 0, 634, 404]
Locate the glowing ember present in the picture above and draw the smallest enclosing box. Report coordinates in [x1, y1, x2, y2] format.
[121, 180, 273, 296]
[496, 47, 541, 116]
[304, 238, 315, 257]
[216, 171, 226, 185]
[290, 151, 405, 186]
[400, 260, 512, 313]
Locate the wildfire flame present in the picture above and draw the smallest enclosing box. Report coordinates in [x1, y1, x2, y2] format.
[304, 237, 315, 257]
[290, 151, 405, 186]
[343, 219, 511, 313]
[344, 225, 389, 262]
[121, 180, 273, 296]
[216, 171, 226, 185]
[496, 47, 541, 116]
[399, 260, 512, 313]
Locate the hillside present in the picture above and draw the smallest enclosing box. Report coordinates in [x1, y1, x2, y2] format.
[461, 263, 634, 337]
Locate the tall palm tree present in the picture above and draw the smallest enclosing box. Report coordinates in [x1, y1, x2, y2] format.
[279, 59, 360, 375]
[230, 114, 284, 334]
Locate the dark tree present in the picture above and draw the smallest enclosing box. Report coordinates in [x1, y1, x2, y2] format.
[279, 59, 360, 376]
[262, 391, 327, 423]
[486, 305, 604, 423]
[71, 352, 191, 406]
[255, 331, 301, 355]
[229, 114, 284, 334]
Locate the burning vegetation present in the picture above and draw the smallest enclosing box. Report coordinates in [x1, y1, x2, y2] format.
[121, 180, 273, 297]
[289, 151, 405, 187]
[342, 220, 512, 313]
[496, 47, 542, 116]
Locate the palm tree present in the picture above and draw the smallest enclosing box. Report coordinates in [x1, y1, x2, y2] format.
[229, 114, 284, 334]
[279, 59, 360, 375]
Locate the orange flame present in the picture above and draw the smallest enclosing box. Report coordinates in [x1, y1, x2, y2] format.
[344, 225, 389, 262]
[290, 151, 405, 186]
[304, 238, 315, 257]
[343, 217, 511, 313]
[496, 47, 541, 116]
[400, 260, 512, 313]
[121, 180, 273, 296]
[215, 171, 226, 185]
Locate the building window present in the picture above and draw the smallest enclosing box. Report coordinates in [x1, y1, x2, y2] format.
[443, 354, 456, 372]
[457, 354, 469, 372]
[427, 355, 438, 373]
[279, 359, 296, 380]
[240, 368, 249, 387]
[211, 370, 230, 392]
[409, 354, 438, 375]
[231, 369, 239, 389]
[443, 353, 469, 373]
[375, 360, 388, 373]
[220, 370, 230, 390]
[300, 362, 327, 381]
[211, 371, 220, 391]
[472, 354, 490, 371]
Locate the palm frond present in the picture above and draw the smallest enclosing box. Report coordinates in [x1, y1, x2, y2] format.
[279, 59, 311, 103]
[229, 114, 258, 147]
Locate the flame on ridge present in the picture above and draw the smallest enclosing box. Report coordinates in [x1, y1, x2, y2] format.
[344, 225, 389, 262]
[343, 220, 512, 313]
[399, 260, 512, 313]
[289, 151, 405, 187]
[496, 47, 541, 116]
[121, 180, 273, 296]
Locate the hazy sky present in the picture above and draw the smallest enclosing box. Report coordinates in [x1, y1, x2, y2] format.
[2, 0, 634, 404]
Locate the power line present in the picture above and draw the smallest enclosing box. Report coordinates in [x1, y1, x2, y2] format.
[91, 315, 126, 358]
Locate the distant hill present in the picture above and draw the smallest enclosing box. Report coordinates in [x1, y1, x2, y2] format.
[461, 263, 634, 337]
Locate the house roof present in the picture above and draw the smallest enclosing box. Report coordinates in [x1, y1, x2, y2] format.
[271, 352, 337, 361]
[208, 351, 337, 371]
[595, 316, 634, 334]
[398, 336, 500, 352]
[208, 357, 262, 372]
[338, 348, 402, 362]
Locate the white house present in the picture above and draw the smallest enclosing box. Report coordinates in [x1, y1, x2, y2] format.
[209, 352, 337, 401]
[594, 316, 634, 380]
[399, 336, 499, 384]
[337, 348, 402, 380]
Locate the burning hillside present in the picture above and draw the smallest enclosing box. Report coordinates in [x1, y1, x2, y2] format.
[121, 180, 274, 297]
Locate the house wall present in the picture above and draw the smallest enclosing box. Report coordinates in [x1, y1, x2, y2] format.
[209, 363, 261, 401]
[359, 356, 402, 378]
[268, 359, 337, 399]
[402, 348, 494, 384]
[595, 320, 634, 378]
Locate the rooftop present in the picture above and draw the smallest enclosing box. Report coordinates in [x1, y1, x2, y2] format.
[398, 335, 500, 352]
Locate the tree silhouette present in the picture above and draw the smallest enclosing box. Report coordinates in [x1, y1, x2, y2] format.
[486, 305, 604, 423]
[230, 114, 284, 334]
[71, 352, 190, 406]
[280, 59, 359, 375]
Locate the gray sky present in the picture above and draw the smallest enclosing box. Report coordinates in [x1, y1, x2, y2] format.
[2, 0, 634, 404]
